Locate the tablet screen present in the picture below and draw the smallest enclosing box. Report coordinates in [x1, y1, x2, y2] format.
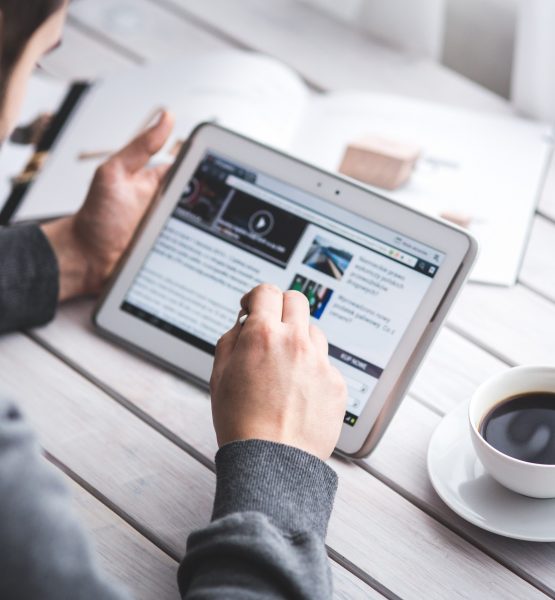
[121, 152, 444, 426]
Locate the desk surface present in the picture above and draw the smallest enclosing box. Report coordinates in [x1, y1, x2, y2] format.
[5, 1, 555, 598]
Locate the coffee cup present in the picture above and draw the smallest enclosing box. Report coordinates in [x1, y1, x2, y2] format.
[468, 365, 555, 498]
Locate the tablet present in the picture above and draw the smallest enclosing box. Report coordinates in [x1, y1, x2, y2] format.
[94, 123, 477, 458]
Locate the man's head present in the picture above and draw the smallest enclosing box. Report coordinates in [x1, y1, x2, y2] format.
[0, 0, 68, 141]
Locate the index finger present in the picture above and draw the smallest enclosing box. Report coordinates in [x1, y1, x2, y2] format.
[241, 284, 284, 323]
[282, 290, 310, 329]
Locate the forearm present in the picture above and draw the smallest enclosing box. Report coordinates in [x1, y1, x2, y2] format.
[179, 440, 337, 599]
[0, 225, 58, 333]
[0, 398, 131, 600]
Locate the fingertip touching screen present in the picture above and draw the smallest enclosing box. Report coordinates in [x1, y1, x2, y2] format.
[121, 152, 444, 426]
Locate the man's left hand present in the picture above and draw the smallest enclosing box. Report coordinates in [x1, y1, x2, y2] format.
[42, 109, 174, 301]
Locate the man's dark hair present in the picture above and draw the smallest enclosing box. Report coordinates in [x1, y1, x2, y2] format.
[0, 0, 64, 97]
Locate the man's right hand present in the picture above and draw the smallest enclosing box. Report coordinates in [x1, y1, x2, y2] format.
[210, 284, 347, 460]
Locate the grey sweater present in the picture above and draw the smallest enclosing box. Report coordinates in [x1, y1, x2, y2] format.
[0, 224, 337, 599]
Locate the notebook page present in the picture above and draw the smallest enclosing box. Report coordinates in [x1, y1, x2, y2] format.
[17, 50, 309, 221]
[291, 92, 553, 285]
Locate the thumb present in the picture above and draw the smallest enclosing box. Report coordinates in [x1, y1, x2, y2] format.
[112, 110, 175, 174]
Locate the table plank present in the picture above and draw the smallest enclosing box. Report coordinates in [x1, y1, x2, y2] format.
[41, 20, 132, 80]
[35, 303, 554, 597]
[0, 334, 215, 557]
[448, 283, 555, 366]
[69, 0, 229, 63]
[70, 477, 377, 600]
[409, 327, 508, 415]
[0, 332, 380, 599]
[67, 477, 179, 600]
[366, 396, 555, 598]
[27, 306, 550, 599]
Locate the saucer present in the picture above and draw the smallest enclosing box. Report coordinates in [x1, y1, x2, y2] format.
[427, 400, 555, 541]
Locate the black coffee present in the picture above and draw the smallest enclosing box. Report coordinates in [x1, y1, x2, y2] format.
[480, 392, 555, 465]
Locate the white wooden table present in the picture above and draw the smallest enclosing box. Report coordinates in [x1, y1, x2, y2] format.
[4, 1, 555, 598]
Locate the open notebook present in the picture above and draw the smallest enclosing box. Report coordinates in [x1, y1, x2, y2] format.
[12, 50, 553, 285]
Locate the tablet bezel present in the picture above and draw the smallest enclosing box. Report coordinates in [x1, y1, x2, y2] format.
[94, 122, 477, 457]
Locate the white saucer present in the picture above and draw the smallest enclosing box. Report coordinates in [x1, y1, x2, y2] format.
[427, 400, 555, 542]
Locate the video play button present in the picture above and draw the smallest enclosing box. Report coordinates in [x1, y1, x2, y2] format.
[248, 210, 274, 236]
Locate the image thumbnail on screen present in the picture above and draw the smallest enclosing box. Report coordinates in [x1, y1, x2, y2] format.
[289, 274, 333, 320]
[303, 235, 353, 280]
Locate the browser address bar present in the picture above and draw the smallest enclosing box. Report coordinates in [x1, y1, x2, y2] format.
[226, 175, 418, 268]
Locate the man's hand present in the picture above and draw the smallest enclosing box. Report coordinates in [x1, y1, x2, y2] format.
[42, 110, 174, 301]
[210, 284, 347, 460]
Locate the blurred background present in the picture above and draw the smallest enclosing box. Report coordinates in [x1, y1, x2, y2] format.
[301, 0, 554, 120]
[40, 0, 555, 121]
[4, 0, 554, 281]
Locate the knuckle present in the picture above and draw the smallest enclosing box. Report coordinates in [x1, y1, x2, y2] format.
[258, 321, 276, 342]
[287, 329, 311, 354]
[247, 319, 275, 346]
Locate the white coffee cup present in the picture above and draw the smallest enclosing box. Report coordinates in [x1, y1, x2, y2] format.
[469, 365, 555, 498]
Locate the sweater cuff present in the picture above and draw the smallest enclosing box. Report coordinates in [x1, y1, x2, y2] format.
[0, 224, 59, 333]
[212, 440, 338, 539]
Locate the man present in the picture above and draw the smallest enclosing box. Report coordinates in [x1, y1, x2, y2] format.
[0, 1, 348, 599]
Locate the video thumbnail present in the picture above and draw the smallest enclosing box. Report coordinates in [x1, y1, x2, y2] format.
[177, 176, 227, 227]
[173, 154, 308, 268]
[302, 235, 353, 280]
[289, 274, 333, 320]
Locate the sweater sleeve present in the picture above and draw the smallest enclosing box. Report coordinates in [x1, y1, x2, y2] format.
[178, 439, 338, 599]
[0, 398, 131, 600]
[0, 224, 59, 334]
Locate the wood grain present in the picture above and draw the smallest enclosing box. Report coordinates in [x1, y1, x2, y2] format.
[69, 474, 374, 600]
[367, 396, 555, 598]
[0, 334, 215, 558]
[28, 305, 550, 599]
[409, 327, 508, 415]
[67, 477, 179, 600]
[0, 332, 379, 599]
[448, 283, 555, 366]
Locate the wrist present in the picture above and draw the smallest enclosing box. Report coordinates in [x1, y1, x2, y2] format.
[213, 440, 338, 538]
[41, 216, 97, 301]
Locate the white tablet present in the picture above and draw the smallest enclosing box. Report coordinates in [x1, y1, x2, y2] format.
[94, 123, 477, 458]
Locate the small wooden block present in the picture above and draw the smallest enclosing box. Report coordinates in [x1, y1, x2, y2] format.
[339, 135, 421, 190]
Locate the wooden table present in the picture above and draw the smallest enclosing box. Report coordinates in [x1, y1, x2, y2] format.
[4, 1, 555, 598]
